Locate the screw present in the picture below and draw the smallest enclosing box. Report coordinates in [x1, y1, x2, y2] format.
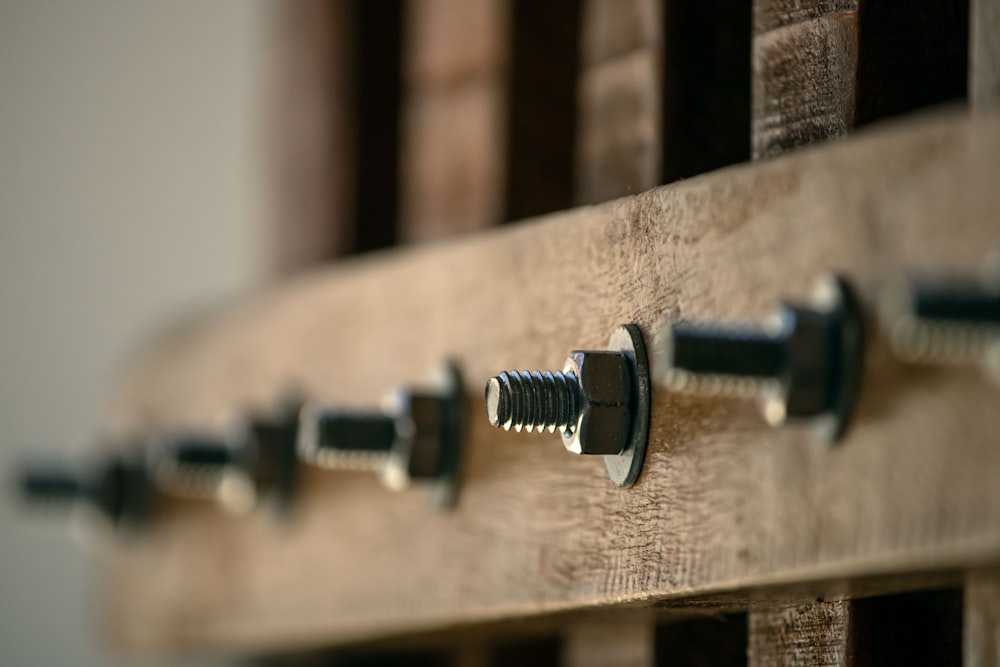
[297, 362, 465, 507]
[657, 275, 864, 441]
[484, 324, 651, 487]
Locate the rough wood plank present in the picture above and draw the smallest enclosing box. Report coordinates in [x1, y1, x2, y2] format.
[398, 0, 508, 242]
[563, 616, 654, 667]
[972, 0, 1000, 108]
[748, 601, 851, 666]
[752, 1, 859, 159]
[100, 109, 1000, 654]
[576, 0, 662, 204]
[966, 569, 1000, 666]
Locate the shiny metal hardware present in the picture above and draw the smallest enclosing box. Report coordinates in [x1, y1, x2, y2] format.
[150, 401, 302, 516]
[297, 362, 464, 508]
[884, 262, 1000, 383]
[656, 275, 865, 442]
[484, 324, 651, 488]
[18, 451, 153, 528]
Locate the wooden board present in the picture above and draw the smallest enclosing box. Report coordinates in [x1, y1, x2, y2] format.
[101, 109, 1000, 654]
[751, 1, 859, 160]
[966, 569, 1000, 667]
[972, 0, 1000, 108]
[563, 615, 654, 667]
[749, 601, 850, 666]
[575, 0, 662, 204]
[398, 0, 508, 242]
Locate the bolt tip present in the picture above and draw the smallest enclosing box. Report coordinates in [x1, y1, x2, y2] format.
[484, 375, 506, 428]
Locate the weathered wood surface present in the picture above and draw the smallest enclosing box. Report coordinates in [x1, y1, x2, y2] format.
[398, 0, 508, 242]
[966, 569, 1000, 667]
[576, 0, 662, 204]
[752, 1, 859, 159]
[972, 0, 1000, 108]
[102, 109, 1000, 653]
[748, 601, 851, 666]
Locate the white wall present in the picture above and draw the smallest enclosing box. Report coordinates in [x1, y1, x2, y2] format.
[0, 1, 269, 664]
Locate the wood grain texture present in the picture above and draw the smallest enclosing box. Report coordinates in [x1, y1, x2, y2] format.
[972, 0, 1000, 108]
[576, 0, 662, 204]
[966, 569, 1000, 666]
[748, 601, 850, 666]
[752, 1, 859, 159]
[399, 0, 508, 242]
[100, 109, 1000, 654]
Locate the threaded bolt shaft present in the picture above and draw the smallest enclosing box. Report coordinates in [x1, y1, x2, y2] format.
[299, 409, 398, 472]
[669, 324, 788, 378]
[19, 468, 84, 503]
[485, 370, 580, 434]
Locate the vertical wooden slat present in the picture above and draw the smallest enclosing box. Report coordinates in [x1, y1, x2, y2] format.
[751, 1, 860, 160]
[752, 1, 969, 160]
[748, 601, 851, 666]
[575, 0, 662, 204]
[966, 569, 1000, 667]
[267, 0, 355, 274]
[398, 0, 509, 243]
[563, 617, 654, 667]
[971, 0, 1000, 107]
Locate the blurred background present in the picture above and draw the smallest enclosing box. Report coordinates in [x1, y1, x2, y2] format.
[0, 2, 268, 664]
[0, 0, 981, 664]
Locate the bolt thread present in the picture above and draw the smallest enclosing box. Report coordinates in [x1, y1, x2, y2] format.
[669, 324, 787, 377]
[660, 324, 787, 398]
[298, 409, 398, 472]
[891, 317, 998, 365]
[19, 468, 83, 503]
[485, 370, 580, 433]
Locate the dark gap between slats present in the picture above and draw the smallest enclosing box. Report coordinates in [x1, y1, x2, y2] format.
[353, 0, 402, 253]
[503, 0, 581, 222]
[855, 0, 969, 126]
[662, 0, 752, 183]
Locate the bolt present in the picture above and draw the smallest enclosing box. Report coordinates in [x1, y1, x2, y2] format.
[152, 435, 256, 513]
[658, 275, 864, 441]
[298, 408, 400, 473]
[17, 453, 152, 527]
[483, 324, 652, 489]
[485, 370, 579, 434]
[887, 278, 1000, 375]
[297, 362, 465, 506]
[486, 351, 632, 456]
[247, 401, 302, 513]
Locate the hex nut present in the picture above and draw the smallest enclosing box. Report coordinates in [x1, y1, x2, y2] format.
[560, 350, 632, 455]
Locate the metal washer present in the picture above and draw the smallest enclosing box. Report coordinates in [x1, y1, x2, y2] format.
[603, 324, 651, 488]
